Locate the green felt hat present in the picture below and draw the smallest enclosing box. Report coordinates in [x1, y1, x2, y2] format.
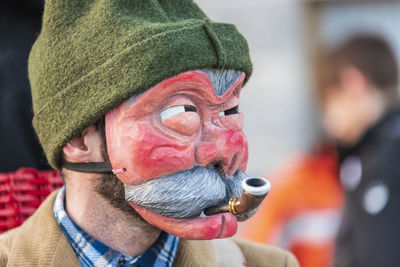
[29, 0, 252, 169]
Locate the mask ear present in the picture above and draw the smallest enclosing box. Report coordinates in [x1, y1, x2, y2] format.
[62, 125, 104, 163]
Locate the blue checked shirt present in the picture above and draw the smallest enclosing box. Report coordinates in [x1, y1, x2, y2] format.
[54, 187, 179, 267]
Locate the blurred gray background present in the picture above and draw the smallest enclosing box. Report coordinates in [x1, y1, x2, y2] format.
[196, 0, 400, 176]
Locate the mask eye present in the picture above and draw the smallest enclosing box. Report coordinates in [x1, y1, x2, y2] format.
[219, 105, 239, 117]
[160, 105, 200, 136]
[160, 105, 197, 120]
[218, 105, 243, 131]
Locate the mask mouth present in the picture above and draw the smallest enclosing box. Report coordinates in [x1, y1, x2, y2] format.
[203, 177, 270, 220]
[130, 202, 239, 240]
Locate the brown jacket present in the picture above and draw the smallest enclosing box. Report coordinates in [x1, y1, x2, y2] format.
[0, 191, 298, 267]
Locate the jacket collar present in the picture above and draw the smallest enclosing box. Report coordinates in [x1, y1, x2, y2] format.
[6, 190, 218, 267]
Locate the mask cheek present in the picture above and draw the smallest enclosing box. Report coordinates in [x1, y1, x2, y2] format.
[106, 119, 196, 185]
[132, 141, 195, 184]
[105, 121, 141, 184]
[239, 139, 249, 172]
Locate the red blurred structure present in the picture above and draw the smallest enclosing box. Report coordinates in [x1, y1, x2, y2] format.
[0, 168, 63, 233]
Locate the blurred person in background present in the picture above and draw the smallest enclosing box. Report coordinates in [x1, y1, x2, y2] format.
[239, 143, 343, 267]
[240, 34, 400, 267]
[0, 0, 49, 172]
[318, 35, 400, 267]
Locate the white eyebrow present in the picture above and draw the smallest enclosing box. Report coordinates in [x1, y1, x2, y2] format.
[199, 69, 243, 97]
[160, 105, 186, 121]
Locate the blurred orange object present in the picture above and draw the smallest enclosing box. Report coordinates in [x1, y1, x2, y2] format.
[240, 146, 343, 267]
[0, 168, 63, 233]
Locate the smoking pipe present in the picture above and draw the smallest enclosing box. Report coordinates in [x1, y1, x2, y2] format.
[204, 177, 270, 217]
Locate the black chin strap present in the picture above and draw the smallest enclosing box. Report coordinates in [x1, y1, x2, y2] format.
[62, 160, 114, 173]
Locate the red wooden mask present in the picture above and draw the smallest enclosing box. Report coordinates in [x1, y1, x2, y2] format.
[105, 70, 248, 239]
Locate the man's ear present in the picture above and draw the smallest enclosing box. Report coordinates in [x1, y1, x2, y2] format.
[63, 125, 104, 162]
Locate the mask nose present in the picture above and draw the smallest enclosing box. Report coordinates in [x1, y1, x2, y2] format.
[195, 122, 248, 176]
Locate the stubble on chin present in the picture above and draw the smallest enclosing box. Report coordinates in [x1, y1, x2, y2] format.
[93, 117, 157, 232]
[94, 172, 155, 231]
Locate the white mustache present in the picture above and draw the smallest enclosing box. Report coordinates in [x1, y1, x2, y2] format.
[124, 166, 247, 218]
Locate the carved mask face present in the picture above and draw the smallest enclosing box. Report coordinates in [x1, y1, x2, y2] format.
[105, 70, 248, 239]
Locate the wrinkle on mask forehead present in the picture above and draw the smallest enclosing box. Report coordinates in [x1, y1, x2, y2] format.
[124, 166, 247, 218]
[122, 69, 243, 109]
[199, 69, 243, 97]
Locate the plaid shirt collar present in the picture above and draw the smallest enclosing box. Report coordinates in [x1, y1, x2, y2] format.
[54, 187, 179, 267]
